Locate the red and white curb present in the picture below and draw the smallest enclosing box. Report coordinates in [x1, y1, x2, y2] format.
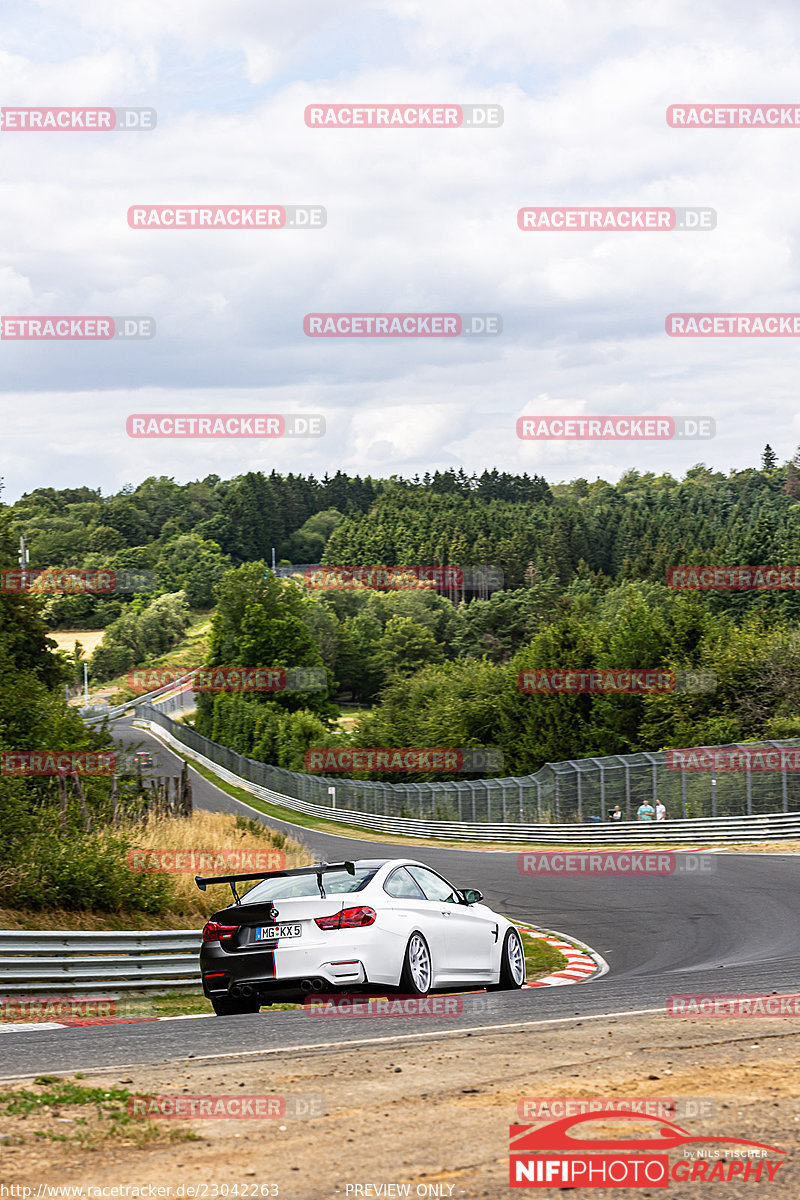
[516, 922, 607, 988]
[0, 1013, 213, 1032]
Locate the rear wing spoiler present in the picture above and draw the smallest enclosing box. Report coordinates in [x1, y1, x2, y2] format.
[195, 860, 356, 904]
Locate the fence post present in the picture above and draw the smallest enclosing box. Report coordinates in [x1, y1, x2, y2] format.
[681, 768, 687, 819]
[768, 741, 788, 814]
[624, 761, 631, 821]
[58, 772, 68, 832]
[536, 778, 543, 822]
[576, 770, 582, 822]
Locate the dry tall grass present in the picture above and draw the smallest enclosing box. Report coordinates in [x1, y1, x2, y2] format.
[121, 809, 312, 917]
[0, 811, 313, 929]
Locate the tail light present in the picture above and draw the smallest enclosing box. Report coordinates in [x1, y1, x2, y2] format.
[202, 921, 239, 943]
[315, 906, 376, 930]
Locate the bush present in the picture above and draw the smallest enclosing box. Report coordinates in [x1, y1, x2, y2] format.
[89, 592, 190, 682]
[1, 833, 174, 913]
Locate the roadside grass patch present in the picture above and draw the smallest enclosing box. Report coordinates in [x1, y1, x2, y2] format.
[0, 1077, 199, 1148]
[517, 928, 568, 980]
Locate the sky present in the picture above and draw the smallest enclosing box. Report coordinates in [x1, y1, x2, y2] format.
[2, 0, 800, 501]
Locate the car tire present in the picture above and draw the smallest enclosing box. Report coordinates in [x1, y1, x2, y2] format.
[210, 995, 262, 1016]
[399, 932, 432, 996]
[490, 927, 526, 990]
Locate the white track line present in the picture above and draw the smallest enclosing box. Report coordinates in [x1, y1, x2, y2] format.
[0, 1006, 675, 1080]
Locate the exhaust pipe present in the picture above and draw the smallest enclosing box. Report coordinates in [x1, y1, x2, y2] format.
[239, 984, 254, 998]
[301, 979, 325, 992]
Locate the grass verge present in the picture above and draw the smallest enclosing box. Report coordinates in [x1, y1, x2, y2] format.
[0, 1076, 199, 1149]
[518, 929, 568, 980]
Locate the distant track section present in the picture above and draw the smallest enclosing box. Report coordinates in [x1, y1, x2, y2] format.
[133, 718, 800, 844]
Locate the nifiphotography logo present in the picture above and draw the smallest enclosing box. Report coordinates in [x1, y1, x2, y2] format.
[509, 1111, 786, 1187]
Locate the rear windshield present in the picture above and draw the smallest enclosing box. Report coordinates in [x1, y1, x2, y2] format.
[244, 868, 378, 902]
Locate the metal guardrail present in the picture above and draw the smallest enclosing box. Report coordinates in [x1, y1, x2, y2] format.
[0, 930, 202, 993]
[134, 718, 800, 844]
[81, 672, 196, 723]
[132, 707, 800, 824]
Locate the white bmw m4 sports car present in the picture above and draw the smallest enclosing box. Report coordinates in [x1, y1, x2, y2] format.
[197, 858, 526, 1015]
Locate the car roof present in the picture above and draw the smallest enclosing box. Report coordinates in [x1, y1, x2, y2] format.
[351, 859, 424, 869]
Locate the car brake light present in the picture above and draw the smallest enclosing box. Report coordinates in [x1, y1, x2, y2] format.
[202, 921, 239, 943]
[315, 906, 376, 930]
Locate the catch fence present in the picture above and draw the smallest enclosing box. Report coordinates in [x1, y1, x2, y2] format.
[133, 705, 800, 824]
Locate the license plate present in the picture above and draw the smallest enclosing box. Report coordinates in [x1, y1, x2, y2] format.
[256, 924, 301, 941]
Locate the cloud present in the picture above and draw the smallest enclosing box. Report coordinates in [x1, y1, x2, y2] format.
[2, 1, 800, 498]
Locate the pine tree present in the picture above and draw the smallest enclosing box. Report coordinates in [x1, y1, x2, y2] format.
[784, 463, 800, 500]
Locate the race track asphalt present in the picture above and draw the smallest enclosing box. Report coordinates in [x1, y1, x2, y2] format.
[2, 717, 798, 1079]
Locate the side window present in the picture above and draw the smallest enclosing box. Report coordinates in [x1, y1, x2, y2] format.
[383, 866, 426, 900]
[407, 865, 461, 904]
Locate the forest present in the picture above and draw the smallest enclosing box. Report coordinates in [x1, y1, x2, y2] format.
[4, 447, 800, 790]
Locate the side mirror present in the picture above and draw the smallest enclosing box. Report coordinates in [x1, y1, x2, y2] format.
[462, 888, 484, 904]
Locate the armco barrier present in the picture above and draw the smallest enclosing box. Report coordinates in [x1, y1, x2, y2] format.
[133, 716, 800, 844]
[132, 706, 800, 824]
[0, 930, 201, 993]
[81, 671, 196, 723]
